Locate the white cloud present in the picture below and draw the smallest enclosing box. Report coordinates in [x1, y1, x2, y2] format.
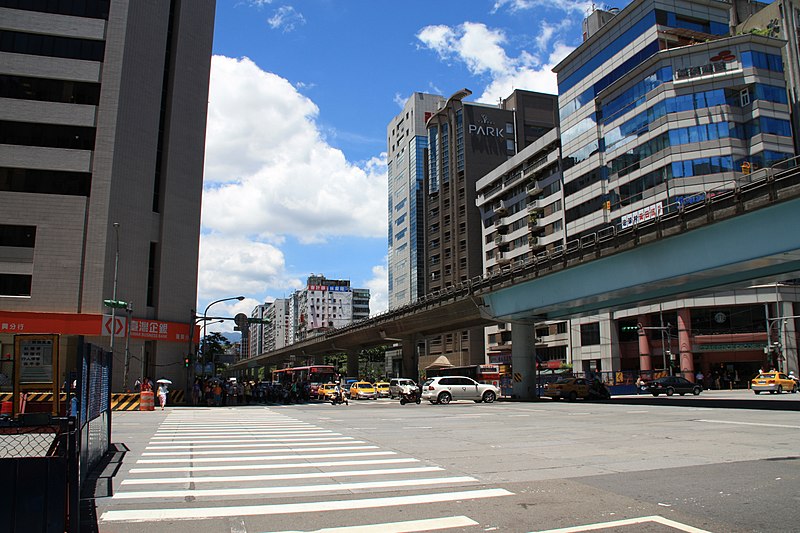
[416, 22, 572, 102]
[362, 262, 388, 316]
[203, 55, 388, 245]
[267, 5, 306, 32]
[199, 55, 388, 317]
[198, 233, 300, 303]
[492, 0, 598, 15]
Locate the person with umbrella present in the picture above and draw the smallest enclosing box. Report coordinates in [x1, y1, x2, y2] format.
[156, 378, 171, 410]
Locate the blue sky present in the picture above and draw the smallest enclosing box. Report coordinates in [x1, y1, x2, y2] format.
[199, 0, 608, 333]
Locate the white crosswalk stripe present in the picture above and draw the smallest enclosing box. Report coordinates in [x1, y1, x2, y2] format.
[99, 409, 513, 530]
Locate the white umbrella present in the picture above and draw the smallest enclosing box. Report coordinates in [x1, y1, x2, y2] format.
[156, 379, 172, 384]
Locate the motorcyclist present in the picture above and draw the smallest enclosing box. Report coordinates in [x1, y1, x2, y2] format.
[333, 383, 348, 405]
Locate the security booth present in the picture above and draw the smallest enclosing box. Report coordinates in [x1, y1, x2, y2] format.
[13, 334, 61, 418]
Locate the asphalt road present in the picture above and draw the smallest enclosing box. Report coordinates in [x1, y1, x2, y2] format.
[92, 391, 800, 533]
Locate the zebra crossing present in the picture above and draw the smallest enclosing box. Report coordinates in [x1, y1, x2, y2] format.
[99, 408, 513, 531]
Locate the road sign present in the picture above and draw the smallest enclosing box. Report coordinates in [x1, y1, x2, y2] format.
[234, 313, 249, 329]
[102, 314, 126, 336]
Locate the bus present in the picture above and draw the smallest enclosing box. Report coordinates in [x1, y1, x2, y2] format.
[271, 365, 337, 399]
[426, 364, 501, 386]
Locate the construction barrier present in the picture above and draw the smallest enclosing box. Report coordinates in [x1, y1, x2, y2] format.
[168, 389, 185, 405]
[1, 401, 11, 415]
[111, 393, 139, 411]
[139, 391, 154, 411]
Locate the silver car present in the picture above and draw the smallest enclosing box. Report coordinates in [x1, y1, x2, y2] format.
[421, 376, 500, 404]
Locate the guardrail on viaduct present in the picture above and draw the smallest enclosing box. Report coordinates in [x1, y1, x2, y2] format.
[235, 155, 800, 367]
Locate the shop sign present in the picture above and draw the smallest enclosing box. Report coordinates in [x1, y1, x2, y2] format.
[693, 342, 763, 352]
[621, 201, 663, 229]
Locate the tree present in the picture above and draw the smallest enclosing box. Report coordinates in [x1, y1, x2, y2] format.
[202, 332, 231, 363]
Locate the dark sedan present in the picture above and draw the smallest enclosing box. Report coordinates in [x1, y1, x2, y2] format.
[642, 376, 702, 396]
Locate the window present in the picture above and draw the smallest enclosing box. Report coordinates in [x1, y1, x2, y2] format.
[740, 88, 750, 107]
[580, 322, 601, 345]
[0, 224, 35, 247]
[0, 121, 95, 150]
[0, 274, 31, 296]
[0, 0, 111, 19]
[0, 167, 92, 196]
[0, 30, 105, 62]
[0, 75, 101, 105]
[147, 242, 157, 307]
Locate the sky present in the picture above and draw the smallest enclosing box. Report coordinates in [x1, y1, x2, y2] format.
[199, 0, 610, 335]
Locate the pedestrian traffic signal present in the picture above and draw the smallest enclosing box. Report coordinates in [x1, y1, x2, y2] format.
[621, 325, 639, 331]
[184, 356, 190, 368]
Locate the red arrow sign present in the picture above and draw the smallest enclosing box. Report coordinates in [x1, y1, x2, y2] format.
[103, 316, 125, 336]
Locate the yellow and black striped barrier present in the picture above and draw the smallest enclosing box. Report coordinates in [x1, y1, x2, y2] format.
[169, 389, 185, 404]
[2, 391, 187, 411]
[111, 393, 139, 411]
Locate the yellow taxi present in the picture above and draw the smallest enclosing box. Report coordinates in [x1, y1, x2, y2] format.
[751, 372, 798, 394]
[543, 377, 611, 401]
[317, 383, 338, 400]
[374, 382, 390, 398]
[349, 381, 377, 400]
[543, 377, 590, 401]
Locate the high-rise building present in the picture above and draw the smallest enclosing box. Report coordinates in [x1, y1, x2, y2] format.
[551, 0, 796, 377]
[263, 298, 291, 353]
[475, 127, 567, 392]
[387, 93, 445, 310]
[420, 89, 558, 371]
[0, 1, 216, 391]
[293, 275, 369, 341]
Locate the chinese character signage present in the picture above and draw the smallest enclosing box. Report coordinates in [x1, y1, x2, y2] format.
[307, 285, 351, 292]
[620, 201, 663, 229]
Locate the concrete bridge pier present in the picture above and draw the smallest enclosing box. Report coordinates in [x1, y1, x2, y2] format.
[345, 349, 360, 379]
[401, 335, 421, 382]
[511, 322, 538, 400]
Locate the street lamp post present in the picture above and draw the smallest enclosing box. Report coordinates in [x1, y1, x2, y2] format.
[201, 296, 245, 375]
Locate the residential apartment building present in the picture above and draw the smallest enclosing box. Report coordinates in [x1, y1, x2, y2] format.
[475, 128, 568, 391]
[263, 298, 291, 353]
[387, 93, 445, 310]
[294, 275, 369, 342]
[0, 1, 216, 391]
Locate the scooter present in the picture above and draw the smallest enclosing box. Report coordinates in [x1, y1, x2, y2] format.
[330, 389, 348, 405]
[398, 386, 421, 405]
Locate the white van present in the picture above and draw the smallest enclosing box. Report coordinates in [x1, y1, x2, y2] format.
[389, 378, 416, 399]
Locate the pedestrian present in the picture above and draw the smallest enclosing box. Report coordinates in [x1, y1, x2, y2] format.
[695, 370, 704, 389]
[157, 381, 168, 410]
[635, 375, 645, 394]
[192, 379, 201, 405]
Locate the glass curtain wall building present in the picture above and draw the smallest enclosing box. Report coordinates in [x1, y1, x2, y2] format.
[552, 0, 796, 377]
[387, 93, 445, 310]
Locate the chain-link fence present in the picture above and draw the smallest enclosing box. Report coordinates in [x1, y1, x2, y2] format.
[0, 423, 63, 458]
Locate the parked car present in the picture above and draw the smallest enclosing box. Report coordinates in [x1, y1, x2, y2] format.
[543, 377, 610, 401]
[349, 381, 378, 400]
[751, 372, 798, 394]
[389, 378, 417, 399]
[421, 376, 499, 404]
[643, 376, 702, 396]
[374, 382, 390, 398]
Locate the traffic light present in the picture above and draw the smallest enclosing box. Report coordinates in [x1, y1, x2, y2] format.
[184, 355, 190, 368]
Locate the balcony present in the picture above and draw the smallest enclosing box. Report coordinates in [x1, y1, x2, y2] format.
[528, 236, 544, 250]
[526, 180, 542, 196]
[527, 200, 544, 215]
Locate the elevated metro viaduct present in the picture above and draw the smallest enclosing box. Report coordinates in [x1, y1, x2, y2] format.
[231, 162, 800, 398]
